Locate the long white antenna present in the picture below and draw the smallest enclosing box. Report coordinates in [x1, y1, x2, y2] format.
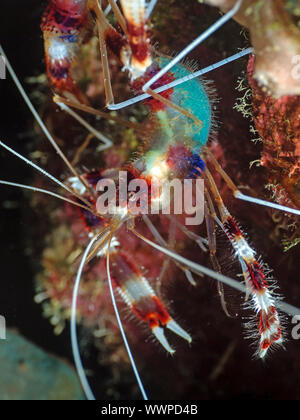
[0, 180, 92, 211]
[142, 0, 243, 92]
[71, 234, 100, 401]
[235, 192, 300, 216]
[0, 140, 84, 200]
[108, 48, 252, 110]
[153, 48, 254, 92]
[132, 229, 300, 317]
[106, 243, 149, 401]
[56, 102, 112, 151]
[0, 44, 89, 192]
[134, 229, 245, 292]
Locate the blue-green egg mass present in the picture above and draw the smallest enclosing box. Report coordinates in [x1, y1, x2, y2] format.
[141, 57, 213, 176]
[158, 57, 212, 150]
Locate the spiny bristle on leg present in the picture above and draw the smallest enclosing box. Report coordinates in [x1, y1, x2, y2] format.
[258, 305, 283, 358]
[244, 286, 285, 359]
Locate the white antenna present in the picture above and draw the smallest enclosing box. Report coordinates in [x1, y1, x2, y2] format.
[142, 0, 243, 92]
[235, 192, 300, 216]
[132, 229, 300, 318]
[71, 234, 100, 401]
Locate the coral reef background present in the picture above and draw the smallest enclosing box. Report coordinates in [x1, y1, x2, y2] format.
[0, 0, 299, 400]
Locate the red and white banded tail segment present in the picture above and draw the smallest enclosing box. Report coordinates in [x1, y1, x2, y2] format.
[223, 215, 283, 358]
[119, 0, 152, 78]
[109, 251, 191, 353]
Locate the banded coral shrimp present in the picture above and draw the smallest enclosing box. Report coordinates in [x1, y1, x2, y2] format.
[0, 0, 300, 400]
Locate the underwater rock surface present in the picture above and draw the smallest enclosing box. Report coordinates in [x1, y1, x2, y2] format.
[247, 54, 300, 210]
[0, 330, 84, 400]
[202, 0, 300, 96]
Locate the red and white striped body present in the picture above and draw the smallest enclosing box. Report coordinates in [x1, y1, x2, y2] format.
[119, 0, 152, 79]
[41, 0, 89, 102]
[222, 213, 283, 358]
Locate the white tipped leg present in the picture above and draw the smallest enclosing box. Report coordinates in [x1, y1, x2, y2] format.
[152, 326, 176, 354]
[167, 319, 192, 344]
[259, 349, 268, 359]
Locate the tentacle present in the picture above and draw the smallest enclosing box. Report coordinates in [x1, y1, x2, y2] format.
[149, 48, 254, 94]
[236, 192, 300, 216]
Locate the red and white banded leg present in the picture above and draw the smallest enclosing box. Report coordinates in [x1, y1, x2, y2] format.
[109, 251, 191, 353]
[221, 214, 283, 357]
[119, 0, 152, 78]
[204, 167, 283, 358]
